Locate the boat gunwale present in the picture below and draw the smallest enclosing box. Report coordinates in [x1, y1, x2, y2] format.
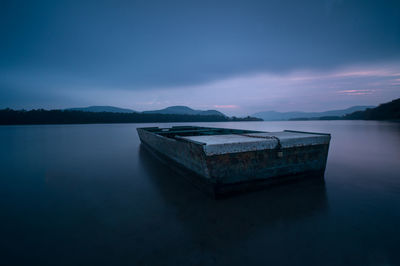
[137, 126, 332, 147]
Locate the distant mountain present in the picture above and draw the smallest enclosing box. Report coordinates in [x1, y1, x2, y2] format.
[253, 106, 374, 121]
[344, 98, 400, 120]
[142, 106, 226, 116]
[66, 106, 137, 113]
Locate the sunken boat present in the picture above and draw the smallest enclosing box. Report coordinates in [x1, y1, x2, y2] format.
[137, 126, 331, 197]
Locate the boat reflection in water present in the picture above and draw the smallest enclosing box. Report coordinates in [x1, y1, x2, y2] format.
[139, 145, 329, 249]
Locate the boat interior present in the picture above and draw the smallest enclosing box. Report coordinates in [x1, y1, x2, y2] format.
[141, 126, 261, 139]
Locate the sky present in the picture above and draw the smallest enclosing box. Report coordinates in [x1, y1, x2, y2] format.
[1, 0, 400, 116]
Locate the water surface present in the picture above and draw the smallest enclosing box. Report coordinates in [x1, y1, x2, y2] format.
[1, 121, 399, 265]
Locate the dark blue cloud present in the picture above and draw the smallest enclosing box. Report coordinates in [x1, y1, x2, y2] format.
[1, 0, 400, 109]
[2, 0, 400, 86]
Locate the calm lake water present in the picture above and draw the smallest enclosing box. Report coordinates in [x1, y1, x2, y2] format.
[1, 121, 400, 266]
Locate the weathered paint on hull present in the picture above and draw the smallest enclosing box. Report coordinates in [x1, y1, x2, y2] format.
[137, 127, 330, 197]
[137, 127, 210, 178]
[206, 143, 329, 182]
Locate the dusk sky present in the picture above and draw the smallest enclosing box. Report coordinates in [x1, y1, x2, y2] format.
[1, 0, 400, 115]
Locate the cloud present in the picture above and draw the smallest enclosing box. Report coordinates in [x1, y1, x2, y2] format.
[337, 90, 375, 95]
[1, 62, 400, 115]
[213, 105, 239, 109]
[141, 63, 400, 114]
[1, 0, 400, 89]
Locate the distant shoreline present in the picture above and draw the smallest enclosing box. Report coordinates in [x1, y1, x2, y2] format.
[2, 98, 398, 125]
[0, 109, 262, 125]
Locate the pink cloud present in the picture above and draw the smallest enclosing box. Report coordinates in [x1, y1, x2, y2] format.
[214, 105, 239, 109]
[337, 89, 375, 95]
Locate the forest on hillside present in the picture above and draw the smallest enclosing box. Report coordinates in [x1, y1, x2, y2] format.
[289, 98, 400, 121]
[343, 98, 400, 120]
[0, 109, 262, 125]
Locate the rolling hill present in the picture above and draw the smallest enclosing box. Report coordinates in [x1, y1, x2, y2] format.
[142, 106, 225, 116]
[253, 106, 374, 121]
[344, 98, 400, 120]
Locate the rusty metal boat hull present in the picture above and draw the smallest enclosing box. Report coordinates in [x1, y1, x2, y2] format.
[137, 126, 331, 197]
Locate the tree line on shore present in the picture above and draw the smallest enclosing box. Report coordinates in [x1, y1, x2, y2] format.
[0, 109, 262, 125]
[1, 98, 398, 125]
